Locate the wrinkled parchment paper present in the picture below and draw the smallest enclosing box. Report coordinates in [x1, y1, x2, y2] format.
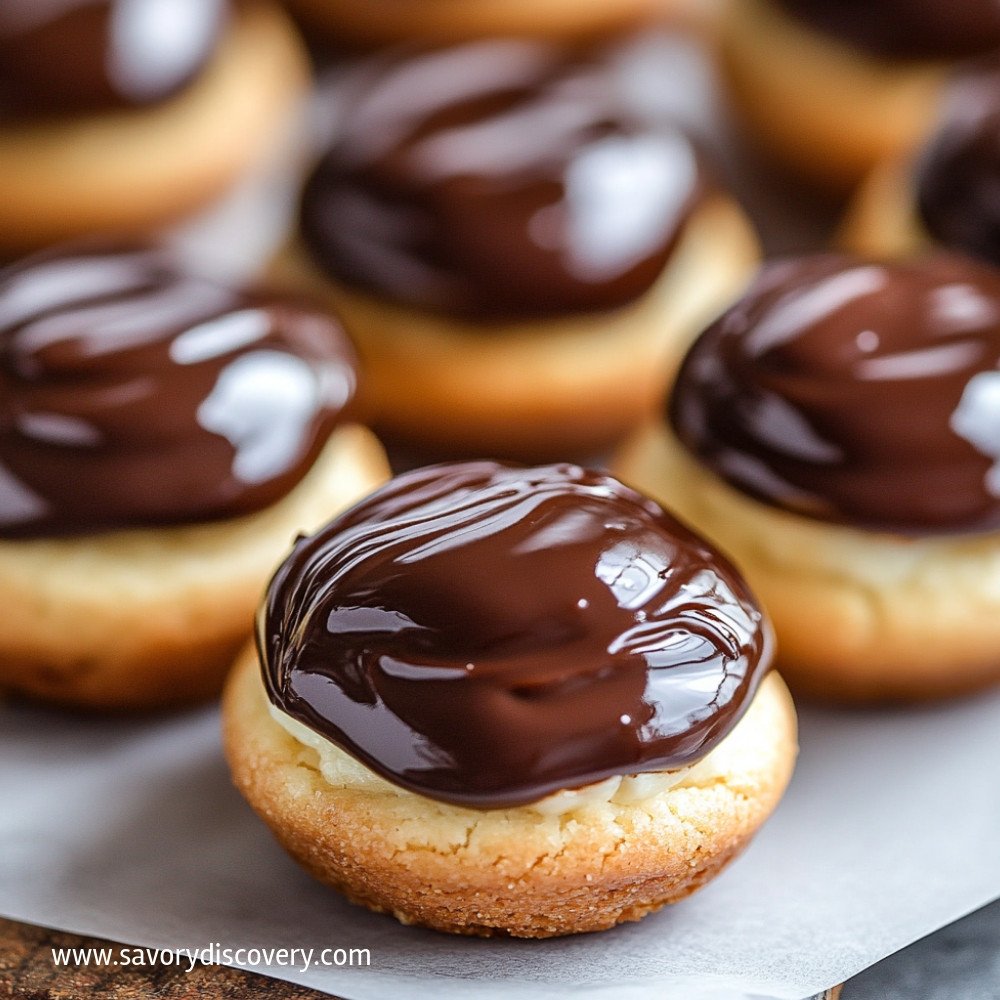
[3, 691, 1000, 999]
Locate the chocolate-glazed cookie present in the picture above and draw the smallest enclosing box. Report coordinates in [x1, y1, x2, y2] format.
[0, 0, 229, 118]
[0, 242, 358, 538]
[718, 0, 1000, 195]
[300, 38, 710, 322]
[916, 60, 1000, 267]
[261, 461, 772, 809]
[774, 0, 1000, 61]
[226, 456, 794, 936]
[670, 253, 1000, 535]
[0, 1, 310, 258]
[283, 36, 760, 459]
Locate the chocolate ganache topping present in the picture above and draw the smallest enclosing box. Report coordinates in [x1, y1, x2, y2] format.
[916, 60, 1000, 267]
[261, 462, 772, 809]
[0, 242, 357, 539]
[670, 253, 1000, 535]
[300, 39, 709, 322]
[0, 0, 228, 118]
[774, 0, 1000, 61]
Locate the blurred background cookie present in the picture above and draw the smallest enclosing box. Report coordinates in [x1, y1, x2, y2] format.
[715, 0, 1000, 191]
[276, 37, 760, 460]
[843, 57, 1000, 262]
[617, 253, 1000, 702]
[0, 241, 387, 710]
[283, 0, 693, 50]
[0, 0, 310, 253]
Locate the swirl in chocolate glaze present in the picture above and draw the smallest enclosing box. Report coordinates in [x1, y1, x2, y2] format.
[670, 253, 1000, 534]
[261, 462, 772, 809]
[916, 60, 1000, 267]
[0, 242, 357, 539]
[774, 0, 1000, 61]
[300, 39, 709, 322]
[0, 0, 228, 118]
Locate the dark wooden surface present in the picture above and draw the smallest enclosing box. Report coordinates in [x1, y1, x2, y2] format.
[0, 919, 332, 999]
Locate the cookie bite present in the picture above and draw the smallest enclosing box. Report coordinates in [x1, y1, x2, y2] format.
[717, 0, 1000, 190]
[224, 462, 796, 938]
[283, 0, 684, 50]
[617, 253, 1000, 702]
[0, 0, 310, 254]
[844, 59, 1000, 262]
[0, 242, 388, 711]
[276, 38, 760, 460]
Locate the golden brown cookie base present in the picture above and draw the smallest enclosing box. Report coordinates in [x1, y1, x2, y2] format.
[0, 2, 310, 253]
[223, 651, 796, 937]
[274, 197, 759, 461]
[0, 425, 388, 712]
[838, 159, 932, 259]
[286, 0, 691, 48]
[718, 0, 944, 191]
[616, 422, 1000, 703]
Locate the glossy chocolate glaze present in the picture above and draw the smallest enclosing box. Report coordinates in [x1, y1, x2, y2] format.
[916, 60, 1000, 266]
[775, 0, 1000, 61]
[670, 253, 1000, 535]
[0, 242, 357, 538]
[0, 0, 228, 118]
[300, 39, 709, 322]
[261, 462, 772, 809]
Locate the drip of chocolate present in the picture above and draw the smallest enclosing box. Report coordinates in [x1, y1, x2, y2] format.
[0, 242, 358, 538]
[670, 253, 1000, 535]
[916, 60, 1000, 267]
[261, 462, 772, 809]
[0, 0, 228, 118]
[300, 39, 709, 322]
[774, 0, 1000, 61]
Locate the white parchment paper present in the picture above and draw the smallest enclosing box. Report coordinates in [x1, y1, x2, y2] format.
[3, 690, 1000, 1000]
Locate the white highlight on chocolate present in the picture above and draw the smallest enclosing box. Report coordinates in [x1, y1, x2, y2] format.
[952, 368, 1000, 496]
[110, 0, 222, 101]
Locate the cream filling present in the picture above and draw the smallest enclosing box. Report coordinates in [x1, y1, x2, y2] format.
[269, 701, 722, 815]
